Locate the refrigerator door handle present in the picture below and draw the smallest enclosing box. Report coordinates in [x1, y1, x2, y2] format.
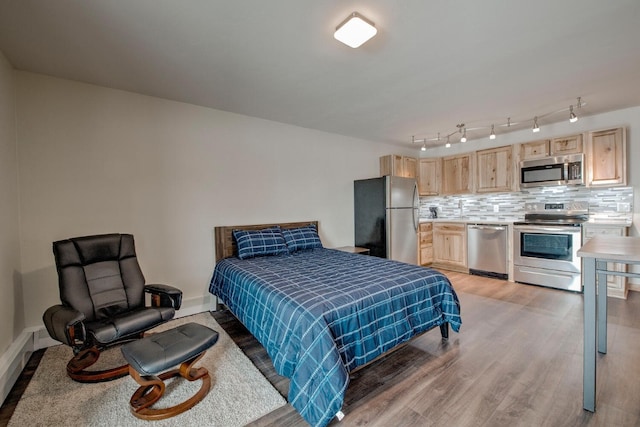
[412, 183, 419, 232]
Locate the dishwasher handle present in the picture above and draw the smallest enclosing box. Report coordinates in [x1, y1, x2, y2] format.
[468, 225, 507, 231]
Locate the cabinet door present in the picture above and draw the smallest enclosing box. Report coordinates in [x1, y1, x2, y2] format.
[520, 140, 550, 160]
[418, 158, 440, 195]
[432, 223, 467, 270]
[587, 128, 626, 187]
[441, 153, 473, 195]
[419, 222, 433, 266]
[476, 145, 513, 193]
[582, 225, 628, 298]
[403, 157, 417, 178]
[550, 134, 583, 155]
[380, 154, 403, 176]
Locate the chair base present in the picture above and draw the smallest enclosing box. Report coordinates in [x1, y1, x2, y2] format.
[128, 352, 211, 420]
[66, 346, 130, 383]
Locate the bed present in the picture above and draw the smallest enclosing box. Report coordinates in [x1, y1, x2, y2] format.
[209, 221, 461, 427]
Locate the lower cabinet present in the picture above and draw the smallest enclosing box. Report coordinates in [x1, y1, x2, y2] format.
[418, 222, 433, 266]
[432, 222, 468, 273]
[582, 224, 629, 299]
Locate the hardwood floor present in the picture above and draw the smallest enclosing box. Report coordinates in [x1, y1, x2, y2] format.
[3, 272, 640, 426]
[217, 271, 640, 427]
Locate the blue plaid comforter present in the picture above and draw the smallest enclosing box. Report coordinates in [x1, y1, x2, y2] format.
[209, 248, 461, 427]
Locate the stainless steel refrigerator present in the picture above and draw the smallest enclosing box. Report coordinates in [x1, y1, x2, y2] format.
[354, 176, 419, 264]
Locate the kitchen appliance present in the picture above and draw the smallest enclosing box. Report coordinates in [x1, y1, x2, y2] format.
[354, 176, 419, 264]
[513, 201, 589, 292]
[467, 223, 508, 280]
[520, 153, 584, 188]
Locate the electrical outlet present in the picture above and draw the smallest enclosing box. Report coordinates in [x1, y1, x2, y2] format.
[617, 202, 631, 213]
[493, 205, 499, 213]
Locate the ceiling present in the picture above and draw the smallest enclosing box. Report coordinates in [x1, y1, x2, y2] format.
[1, 1, 640, 148]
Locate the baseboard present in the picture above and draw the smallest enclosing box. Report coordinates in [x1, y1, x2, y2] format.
[0, 329, 33, 407]
[1, 293, 217, 406]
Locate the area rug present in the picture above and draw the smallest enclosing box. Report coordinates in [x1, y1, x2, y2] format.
[8, 312, 286, 426]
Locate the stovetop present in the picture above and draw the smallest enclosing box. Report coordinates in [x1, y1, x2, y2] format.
[515, 201, 589, 226]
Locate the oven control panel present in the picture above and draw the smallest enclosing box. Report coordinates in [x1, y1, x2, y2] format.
[524, 201, 589, 214]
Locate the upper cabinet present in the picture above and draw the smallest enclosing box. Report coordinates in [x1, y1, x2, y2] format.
[520, 139, 550, 160]
[441, 152, 474, 195]
[586, 127, 626, 187]
[475, 145, 514, 193]
[418, 158, 441, 196]
[380, 154, 418, 178]
[550, 134, 583, 155]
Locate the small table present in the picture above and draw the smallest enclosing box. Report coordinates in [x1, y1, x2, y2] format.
[577, 236, 640, 412]
[334, 246, 370, 255]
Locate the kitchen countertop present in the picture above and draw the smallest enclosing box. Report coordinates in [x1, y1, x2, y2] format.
[420, 217, 632, 226]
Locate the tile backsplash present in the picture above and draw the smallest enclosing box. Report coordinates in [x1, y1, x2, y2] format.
[419, 186, 633, 222]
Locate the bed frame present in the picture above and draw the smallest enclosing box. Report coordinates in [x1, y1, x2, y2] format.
[214, 221, 319, 261]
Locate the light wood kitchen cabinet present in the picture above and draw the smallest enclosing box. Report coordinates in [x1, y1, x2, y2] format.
[586, 127, 626, 187]
[441, 153, 474, 195]
[418, 222, 433, 266]
[380, 155, 418, 178]
[550, 134, 583, 155]
[582, 224, 629, 299]
[520, 140, 550, 160]
[432, 222, 467, 273]
[418, 158, 440, 196]
[475, 145, 514, 193]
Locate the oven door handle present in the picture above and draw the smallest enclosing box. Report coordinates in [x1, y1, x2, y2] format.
[515, 225, 581, 233]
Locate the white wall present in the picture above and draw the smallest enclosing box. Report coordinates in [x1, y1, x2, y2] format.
[15, 71, 409, 329]
[0, 51, 21, 354]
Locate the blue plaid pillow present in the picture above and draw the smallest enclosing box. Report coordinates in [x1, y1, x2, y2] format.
[282, 224, 323, 252]
[233, 227, 289, 259]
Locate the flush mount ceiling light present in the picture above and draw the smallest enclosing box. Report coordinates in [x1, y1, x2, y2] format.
[334, 12, 377, 48]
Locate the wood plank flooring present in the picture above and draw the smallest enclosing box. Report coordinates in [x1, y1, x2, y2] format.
[3, 271, 640, 426]
[216, 271, 640, 427]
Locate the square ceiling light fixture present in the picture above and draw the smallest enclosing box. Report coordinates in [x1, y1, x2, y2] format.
[334, 12, 377, 48]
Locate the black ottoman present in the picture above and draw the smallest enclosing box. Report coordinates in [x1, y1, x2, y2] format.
[121, 322, 219, 420]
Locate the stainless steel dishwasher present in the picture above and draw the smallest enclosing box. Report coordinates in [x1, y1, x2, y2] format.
[467, 223, 508, 280]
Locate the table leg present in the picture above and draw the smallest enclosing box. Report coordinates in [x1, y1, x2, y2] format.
[597, 261, 607, 354]
[583, 256, 596, 412]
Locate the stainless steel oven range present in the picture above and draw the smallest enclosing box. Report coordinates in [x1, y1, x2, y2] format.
[513, 202, 588, 292]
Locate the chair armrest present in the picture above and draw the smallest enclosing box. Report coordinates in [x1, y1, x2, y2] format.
[145, 284, 182, 310]
[42, 305, 85, 347]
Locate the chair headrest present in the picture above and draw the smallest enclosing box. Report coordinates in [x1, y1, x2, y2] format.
[53, 233, 137, 266]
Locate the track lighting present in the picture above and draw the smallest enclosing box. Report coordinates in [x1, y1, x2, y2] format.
[532, 116, 540, 133]
[421, 143, 426, 151]
[410, 98, 586, 150]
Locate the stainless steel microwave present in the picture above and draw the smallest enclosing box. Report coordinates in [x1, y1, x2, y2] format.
[520, 153, 584, 188]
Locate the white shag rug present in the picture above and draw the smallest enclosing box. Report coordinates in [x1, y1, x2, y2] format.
[9, 312, 286, 427]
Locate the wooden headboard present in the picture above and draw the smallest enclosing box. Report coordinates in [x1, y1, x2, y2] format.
[214, 221, 319, 262]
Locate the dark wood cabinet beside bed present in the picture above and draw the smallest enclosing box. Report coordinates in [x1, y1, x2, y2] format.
[209, 221, 461, 427]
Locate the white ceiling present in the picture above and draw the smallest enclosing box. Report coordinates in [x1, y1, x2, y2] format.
[1, 1, 639, 148]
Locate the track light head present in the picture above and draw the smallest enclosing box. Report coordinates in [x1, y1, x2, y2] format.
[569, 105, 578, 123]
[532, 116, 540, 133]
[489, 124, 496, 140]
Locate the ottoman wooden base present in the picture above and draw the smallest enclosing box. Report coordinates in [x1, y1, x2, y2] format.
[121, 322, 219, 420]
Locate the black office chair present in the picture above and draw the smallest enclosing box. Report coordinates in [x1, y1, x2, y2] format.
[42, 233, 182, 382]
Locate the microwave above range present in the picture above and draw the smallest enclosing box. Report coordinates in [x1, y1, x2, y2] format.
[520, 153, 584, 188]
